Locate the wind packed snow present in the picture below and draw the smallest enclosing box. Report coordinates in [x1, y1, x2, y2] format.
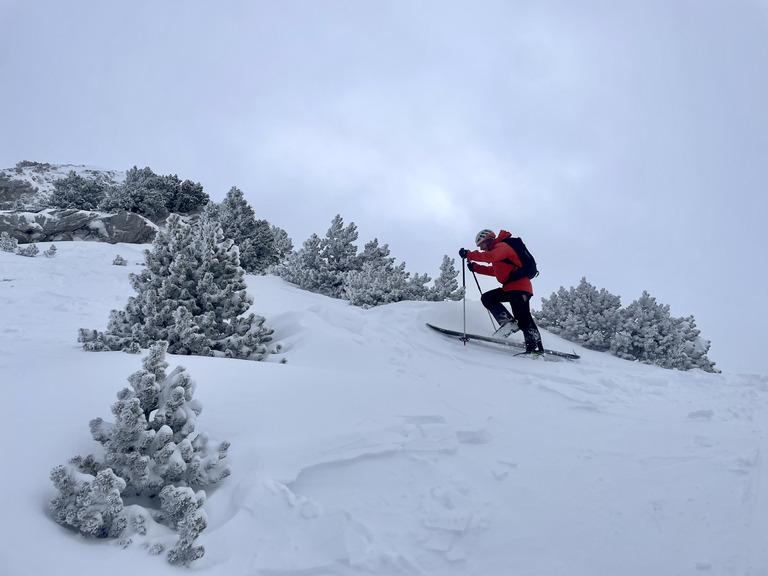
[1, 242, 767, 576]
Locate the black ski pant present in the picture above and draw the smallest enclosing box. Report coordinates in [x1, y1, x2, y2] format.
[481, 288, 544, 353]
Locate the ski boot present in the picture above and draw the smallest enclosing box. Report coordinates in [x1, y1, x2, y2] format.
[493, 319, 519, 338]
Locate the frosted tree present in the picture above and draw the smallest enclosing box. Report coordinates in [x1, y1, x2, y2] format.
[80, 214, 275, 361]
[100, 166, 169, 221]
[610, 291, 683, 367]
[16, 243, 39, 257]
[78, 342, 231, 496]
[271, 224, 294, 264]
[167, 178, 208, 214]
[244, 219, 280, 274]
[276, 215, 360, 298]
[275, 233, 324, 292]
[160, 486, 207, 566]
[430, 255, 464, 301]
[403, 272, 432, 301]
[317, 214, 361, 298]
[49, 467, 127, 538]
[343, 238, 410, 308]
[343, 239, 410, 307]
[1, 231, 18, 252]
[675, 315, 718, 372]
[538, 277, 623, 351]
[99, 166, 207, 221]
[49, 343, 227, 564]
[215, 187, 280, 274]
[50, 170, 106, 210]
[277, 222, 461, 306]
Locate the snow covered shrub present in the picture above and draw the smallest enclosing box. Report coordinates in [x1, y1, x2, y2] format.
[271, 224, 294, 265]
[167, 178, 208, 215]
[16, 243, 39, 257]
[79, 342, 231, 496]
[277, 215, 458, 306]
[430, 255, 464, 301]
[344, 260, 410, 307]
[50, 170, 106, 210]
[99, 166, 208, 222]
[80, 214, 276, 360]
[538, 277, 622, 351]
[610, 291, 681, 366]
[49, 343, 228, 564]
[343, 239, 408, 307]
[113, 254, 127, 266]
[159, 486, 207, 566]
[50, 466, 127, 538]
[610, 291, 717, 372]
[1, 231, 19, 252]
[43, 244, 57, 257]
[211, 187, 282, 274]
[275, 233, 324, 291]
[403, 272, 432, 301]
[276, 215, 360, 298]
[674, 315, 718, 372]
[538, 280, 717, 371]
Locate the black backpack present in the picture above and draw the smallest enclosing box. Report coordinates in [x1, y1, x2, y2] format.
[500, 237, 539, 281]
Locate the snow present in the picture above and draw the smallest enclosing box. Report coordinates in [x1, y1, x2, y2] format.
[1, 241, 767, 575]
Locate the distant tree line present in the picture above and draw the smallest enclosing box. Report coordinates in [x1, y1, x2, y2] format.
[537, 277, 717, 372]
[274, 214, 465, 307]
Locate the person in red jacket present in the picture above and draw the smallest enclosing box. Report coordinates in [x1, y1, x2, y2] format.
[460, 229, 545, 355]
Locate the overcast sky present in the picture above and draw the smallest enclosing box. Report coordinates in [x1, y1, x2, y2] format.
[2, 0, 767, 373]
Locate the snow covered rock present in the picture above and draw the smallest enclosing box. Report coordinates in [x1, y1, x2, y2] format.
[0, 208, 156, 244]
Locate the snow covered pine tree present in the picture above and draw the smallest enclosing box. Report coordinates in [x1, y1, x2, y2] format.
[79, 213, 276, 360]
[50, 342, 230, 565]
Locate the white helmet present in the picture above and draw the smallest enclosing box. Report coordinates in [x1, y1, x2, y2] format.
[475, 229, 496, 246]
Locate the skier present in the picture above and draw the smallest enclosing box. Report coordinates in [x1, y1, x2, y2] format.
[459, 229, 545, 355]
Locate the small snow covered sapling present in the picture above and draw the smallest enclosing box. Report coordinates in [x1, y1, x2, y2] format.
[16, 243, 39, 257]
[0, 231, 18, 252]
[113, 254, 127, 266]
[49, 342, 231, 565]
[86, 341, 231, 496]
[44, 244, 57, 258]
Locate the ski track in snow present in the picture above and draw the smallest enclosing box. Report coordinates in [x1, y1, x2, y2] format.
[2, 242, 768, 576]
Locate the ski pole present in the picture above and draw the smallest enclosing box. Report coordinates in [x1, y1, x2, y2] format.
[472, 269, 497, 330]
[461, 256, 467, 343]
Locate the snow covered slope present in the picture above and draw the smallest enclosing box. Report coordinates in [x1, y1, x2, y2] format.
[0, 162, 124, 208]
[1, 242, 766, 576]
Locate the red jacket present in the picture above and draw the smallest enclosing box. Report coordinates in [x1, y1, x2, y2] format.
[467, 230, 534, 294]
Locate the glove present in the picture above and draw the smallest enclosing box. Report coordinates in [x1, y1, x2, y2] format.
[459, 248, 468, 259]
[467, 261, 475, 272]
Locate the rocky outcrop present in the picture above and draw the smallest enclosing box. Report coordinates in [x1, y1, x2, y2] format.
[0, 209, 157, 244]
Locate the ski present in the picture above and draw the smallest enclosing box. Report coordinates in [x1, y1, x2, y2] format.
[426, 323, 580, 360]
